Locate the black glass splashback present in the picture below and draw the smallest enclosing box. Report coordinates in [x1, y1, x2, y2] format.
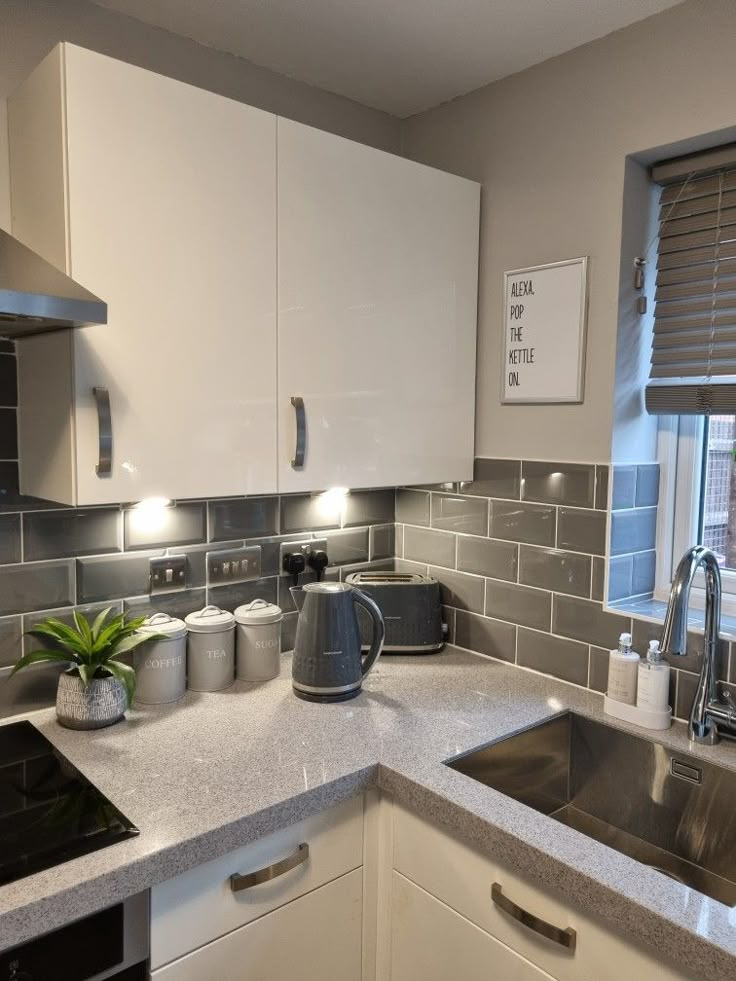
[0, 720, 138, 886]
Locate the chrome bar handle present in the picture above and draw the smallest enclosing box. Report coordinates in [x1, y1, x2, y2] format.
[491, 882, 576, 951]
[93, 386, 112, 477]
[230, 842, 309, 892]
[290, 396, 306, 470]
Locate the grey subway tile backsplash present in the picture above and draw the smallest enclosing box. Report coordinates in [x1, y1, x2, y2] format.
[456, 536, 517, 581]
[343, 489, 394, 528]
[553, 595, 631, 650]
[124, 501, 205, 551]
[395, 489, 430, 526]
[0, 664, 65, 717]
[209, 577, 278, 613]
[125, 588, 207, 621]
[588, 646, 610, 692]
[279, 493, 342, 533]
[0, 514, 21, 564]
[370, 524, 395, 561]
[631, 619, 729, 681]
[431, 493, 488, 536]
[324, 528, 370, 566]
[595, 466, 609, 510]
[556, 507, 606, 555]
[23, 602, 123, 654]
[0, 561, 74, 616]
[607, 555, 633, 602]
[611, 466, 637, 510]
[635, 465, 660, 508]
[521, 461, 595, 508]
[428, 566, 485, 614]
[210, 497, 279, 541]
[518, 546, 591, 598]
[455, 611, 516, 663]
[610, 508, 657, 556]
[632, 550, 656, 596]
[591, 556, 605, 601]
[517, 628, 589, 687]
[489, 500, 555, 546]
[485, 579, 551, 631]
[460, 458, 520, 499]
[404, 526, 456, 568]
[76, 551, 163, 603]
[24, 508, 120, 561]
[0, 616, 22, 668]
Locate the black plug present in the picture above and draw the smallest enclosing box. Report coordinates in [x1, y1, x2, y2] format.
[307, 549, 329, 581]
[282, 551, 306, 587]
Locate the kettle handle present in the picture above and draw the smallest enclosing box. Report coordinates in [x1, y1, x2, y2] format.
[352, 588, 385, 678]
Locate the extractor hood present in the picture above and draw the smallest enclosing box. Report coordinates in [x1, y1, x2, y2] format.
[0, 228, 106, 337]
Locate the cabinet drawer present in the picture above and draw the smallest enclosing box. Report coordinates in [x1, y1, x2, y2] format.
[392, 804, 693, 981]
[152, 867, 362, 981]
[391, 871, 554, 981]
[151, 795, 363, 968]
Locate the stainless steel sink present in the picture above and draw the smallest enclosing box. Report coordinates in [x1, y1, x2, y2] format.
[447, 712, 736, 905]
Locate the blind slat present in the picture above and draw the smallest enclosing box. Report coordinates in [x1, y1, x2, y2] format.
[647, 164, 736, 413]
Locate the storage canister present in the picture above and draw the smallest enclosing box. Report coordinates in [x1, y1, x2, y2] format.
[185, 605, 235, 692]
[134, 612, 187, 705]
[234, 599, 283, 681]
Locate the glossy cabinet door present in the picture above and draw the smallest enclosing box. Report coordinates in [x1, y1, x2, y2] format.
[390, 872, 555, 981]
[11, 44, 278, 504]
[151, 868, 363, 981]
[277, 118, 479, 494]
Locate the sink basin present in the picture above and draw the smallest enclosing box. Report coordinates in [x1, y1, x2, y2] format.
[447, 712, 736, 905]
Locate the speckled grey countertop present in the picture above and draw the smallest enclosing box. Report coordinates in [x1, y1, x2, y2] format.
[1, 648, 736, 979]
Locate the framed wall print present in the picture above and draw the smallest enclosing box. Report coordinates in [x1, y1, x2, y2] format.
[502, 256, 589, 404]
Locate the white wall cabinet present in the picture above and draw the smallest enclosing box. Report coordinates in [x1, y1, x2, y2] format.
[9, 44, 278, 505]
[277, 118, 479, 493]
[9, 46, 479, 505]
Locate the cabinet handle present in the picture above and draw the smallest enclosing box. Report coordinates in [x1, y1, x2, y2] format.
[93, 386, 112, 477]
[290, 396, 306, 470]
[230, 842, 309, 892]
[491, 882, 576, 952]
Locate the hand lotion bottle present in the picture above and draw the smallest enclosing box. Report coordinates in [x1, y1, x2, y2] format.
[607, 632, 639, 705]
[636, 639, 671, 712]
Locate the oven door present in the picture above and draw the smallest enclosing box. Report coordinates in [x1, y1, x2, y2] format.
[0, 892, 149, 981]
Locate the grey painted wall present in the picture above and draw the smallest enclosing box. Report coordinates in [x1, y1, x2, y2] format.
[0, 0, 402, 231]
[402, 0, 736, 463]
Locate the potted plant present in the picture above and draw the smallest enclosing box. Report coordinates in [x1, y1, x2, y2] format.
[11, 608, 154, 730]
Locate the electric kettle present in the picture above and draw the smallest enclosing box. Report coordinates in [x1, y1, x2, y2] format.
[290, 582, 385, 702]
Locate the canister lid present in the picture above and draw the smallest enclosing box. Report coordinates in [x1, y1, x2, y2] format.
[139, 611, 187, 639]
[185, 605, 235, 633]
[234, 598, 282, 625]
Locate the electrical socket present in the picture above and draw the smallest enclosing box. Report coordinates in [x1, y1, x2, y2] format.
[149, 555, 188, 594]
[207, 545, 261, 585]
[279, 538, 328, 573]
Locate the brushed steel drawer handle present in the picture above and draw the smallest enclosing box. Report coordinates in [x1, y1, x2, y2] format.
[290, 396, 306, 470]
[230, 842, 309, 892]
[93, 386, 112, 477]
[491, 882, 576, 952]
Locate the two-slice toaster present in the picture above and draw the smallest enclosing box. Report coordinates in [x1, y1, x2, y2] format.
[345, 571, 446, 654]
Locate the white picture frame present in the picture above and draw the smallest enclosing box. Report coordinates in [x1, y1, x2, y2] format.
[501, 256, 589, 404]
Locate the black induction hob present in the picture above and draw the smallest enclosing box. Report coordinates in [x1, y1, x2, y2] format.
[0, 720, 139, 886]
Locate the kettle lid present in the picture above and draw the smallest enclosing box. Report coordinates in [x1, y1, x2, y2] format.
[302, 581, 351, 594]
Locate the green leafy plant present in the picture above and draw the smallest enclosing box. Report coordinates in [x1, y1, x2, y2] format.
[11, 608, 154, 709]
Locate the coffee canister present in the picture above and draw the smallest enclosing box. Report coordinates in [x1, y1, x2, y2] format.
[134, 612, 187, 705]
[185, 605, 235, 692]
[234, 599, 283, 681]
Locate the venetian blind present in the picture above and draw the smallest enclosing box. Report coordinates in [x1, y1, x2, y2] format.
[646, 147, 736, 415]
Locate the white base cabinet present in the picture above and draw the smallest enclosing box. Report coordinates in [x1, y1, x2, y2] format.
[152, 868, 363, 981]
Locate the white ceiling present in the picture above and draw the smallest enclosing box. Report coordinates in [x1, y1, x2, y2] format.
[91, 0, 683, 117]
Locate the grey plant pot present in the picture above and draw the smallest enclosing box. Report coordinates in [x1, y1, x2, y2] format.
[56, 671, 128, 731]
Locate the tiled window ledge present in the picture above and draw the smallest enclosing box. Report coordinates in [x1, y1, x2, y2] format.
[609, 597, 736, 642]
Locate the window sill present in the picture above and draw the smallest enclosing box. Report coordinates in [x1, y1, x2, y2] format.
[609, 597, 736, 641]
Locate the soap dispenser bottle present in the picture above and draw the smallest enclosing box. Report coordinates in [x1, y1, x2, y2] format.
[636, 639, 670, 712]
[607, 632, 640, 705]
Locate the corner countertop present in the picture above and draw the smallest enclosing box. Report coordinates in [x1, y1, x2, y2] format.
[1, 648, 736, 979]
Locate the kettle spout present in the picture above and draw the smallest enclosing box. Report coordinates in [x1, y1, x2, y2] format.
[290, 586, 305, 612]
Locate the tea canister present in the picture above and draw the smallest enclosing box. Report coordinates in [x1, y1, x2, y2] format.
[185, 606, 235, 692]
[234, 599, 283, 681]
[134, 612, 187, 705]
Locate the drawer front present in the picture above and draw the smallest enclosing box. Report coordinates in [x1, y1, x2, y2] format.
[152, 868, 363, 981]
[151, 795, 363, 968]
[393, 804, 693, 981]
[391, 871, 555, 981]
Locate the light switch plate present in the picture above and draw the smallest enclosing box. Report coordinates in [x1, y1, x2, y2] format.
[149, 555, 187, 594]
[207, 545, 261, 585]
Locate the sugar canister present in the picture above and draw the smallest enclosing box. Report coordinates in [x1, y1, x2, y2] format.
[185, 606, 235, 692]
[134, 612, 187, 704]
[234, 599, 283, 681]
